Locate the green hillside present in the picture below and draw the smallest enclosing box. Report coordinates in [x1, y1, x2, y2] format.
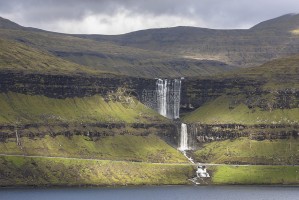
[0, 92, 166, 125]
[211, 165, 299, 185]
[194, 137, 298, 165]
[183, 95, 299, 125]
[0, 156, 193, 187]
[183, 53, 299, 124]
[78, 14, 299, 69]
[0, 39, 107, 75]
[0, 17, 234, 78]
[0, 134, 187, 163]
[235, 55, 299, 89]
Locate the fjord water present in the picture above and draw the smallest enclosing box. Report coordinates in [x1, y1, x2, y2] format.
[1, 186, 298, 200]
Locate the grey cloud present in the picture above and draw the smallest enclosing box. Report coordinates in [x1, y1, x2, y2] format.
[0, 0, 298, 33]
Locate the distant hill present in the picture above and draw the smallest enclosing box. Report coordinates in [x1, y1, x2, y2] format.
[251, 13, 299, 31]
[77, 14, 299, 69]
[1, 14, 298, 78]
[233, 54, 299, 89]
[0, 38, 111, 76]
[0, 17, 234, 78]
[0, 17, 22, 29]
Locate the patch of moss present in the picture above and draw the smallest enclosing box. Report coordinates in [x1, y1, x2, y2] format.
[194, 137, 299, 165]
[211, 165, 299, 185]
[0, 135, 188, 163]
[0, 92, 167, 124]
[0, 38, 109, 76]
[0, 156, 194, 186]
[183, 95, 299, 125]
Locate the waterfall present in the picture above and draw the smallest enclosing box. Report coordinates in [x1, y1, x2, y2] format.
[156, 78, 181, 119]
[156, 79, 167, 117]
[173, 79, 181, 119]
[178, 123, 189, 151]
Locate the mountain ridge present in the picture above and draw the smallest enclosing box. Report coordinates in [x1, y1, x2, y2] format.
[74, 14, 299, 68]
[0, 17, 236, 78]
[0, 14, 299, 77]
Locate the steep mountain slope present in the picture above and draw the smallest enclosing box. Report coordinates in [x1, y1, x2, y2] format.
[0, 18, 234, 78]
[78, 14, 299, 68]
[0, 17, 22, 29]
[0, 38, 110, 75]
[226, 54, 299, 89]
[182, 54, 299, 124]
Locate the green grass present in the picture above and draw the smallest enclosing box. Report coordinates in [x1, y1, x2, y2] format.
[225, 54, 299, 90]
[0, 92, 167, 124]
[0, 29, 232, 78]
[194, 137, 299, 165]
[0, 156, 194, 187]
[211, 165, 299, 185]
[0, 39, 110, 76]
[0, 135, 188, 163]
[183, 95, 299, 125]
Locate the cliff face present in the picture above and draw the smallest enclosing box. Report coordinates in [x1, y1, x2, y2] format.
[181, 77, 299, 111]
[186, 123, 298, 147]
[0, 71, 156, 99]
[0, 72, 183, 146]
[181, 77, 264, 110]
[3, 71, 298, 111]
[181, 71, 299, 149]
[0, 122, 178, 146]
[1, 68, 299, 149]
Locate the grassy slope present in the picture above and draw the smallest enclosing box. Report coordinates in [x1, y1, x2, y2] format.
[0, 135, 187, 163]
[211, 165, 299, 185]
[79, 14, 299, 69]
[194, 137, 298, 165]
[181, 51, 299, 125]
[0, 28, 232, 78]
[0, 39, 108, 76]
[0, 92, 167, 124]
[183, 95, 299, 125]
[183, 54, 299, 124]
[0, 156, 194, 187]
[234, 54, 299, 89]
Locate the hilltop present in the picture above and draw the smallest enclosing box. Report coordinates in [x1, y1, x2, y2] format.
[77, 14, 299, 69]
[0, 17, 234, 78]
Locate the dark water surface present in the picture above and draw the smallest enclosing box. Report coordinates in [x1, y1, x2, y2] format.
[0, 185, 298, 200]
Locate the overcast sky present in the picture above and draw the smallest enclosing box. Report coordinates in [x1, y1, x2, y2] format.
[0, 0, 298, 34]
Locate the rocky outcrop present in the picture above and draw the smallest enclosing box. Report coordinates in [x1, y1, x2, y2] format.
[181, 77, 299, 111]
[181, 77, 263, 109]
[1, 70, 299, 150]
[0, 122, 178, 146]
[0, 71, 156, 99]
[185, 123, 299, 149]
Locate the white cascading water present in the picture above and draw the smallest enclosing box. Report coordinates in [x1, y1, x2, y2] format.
[156, 78, 181, 119]
[155, 79, 194, 162]
[173, 79, 181, 119]
[156, 79, 167, 117]
[178, 123, 189, 151]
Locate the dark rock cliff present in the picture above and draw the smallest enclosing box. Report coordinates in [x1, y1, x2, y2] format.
[181, 77, 299, 111]
[0, 71, 157, 99]
[1, 71, 299, 147]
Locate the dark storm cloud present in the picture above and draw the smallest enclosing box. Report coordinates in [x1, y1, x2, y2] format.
[0, 0, 298, 34]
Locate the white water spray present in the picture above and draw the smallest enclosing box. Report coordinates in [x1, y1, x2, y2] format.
[156, 78, 181, 119]
[156, 79, 167, 117]
[178, 123, 189, 151]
